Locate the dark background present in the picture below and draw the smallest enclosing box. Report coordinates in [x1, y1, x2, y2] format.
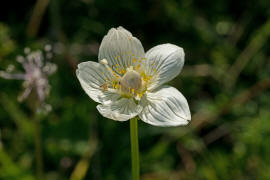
[1, 0, 270, 179]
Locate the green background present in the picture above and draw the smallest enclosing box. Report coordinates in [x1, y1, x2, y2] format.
[1, 0, 270, 179]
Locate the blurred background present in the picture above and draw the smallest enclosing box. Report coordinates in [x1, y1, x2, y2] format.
[1, 0, 270, 179]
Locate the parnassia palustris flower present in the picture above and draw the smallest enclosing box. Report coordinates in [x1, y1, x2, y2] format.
[76, 27, 191, 126]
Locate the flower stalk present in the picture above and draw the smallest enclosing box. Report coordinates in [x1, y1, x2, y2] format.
[130, 117, 140, 180]
[33, 113, 43, 180]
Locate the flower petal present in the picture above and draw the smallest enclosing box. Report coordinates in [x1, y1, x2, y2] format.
[139, 86, 191, 127]
[0, 71, 25, 80]
[98, 27, 145, 72]
[144, 44, 185, 90]
[76, 61, 120, 104]
[97, 98, 142, 121]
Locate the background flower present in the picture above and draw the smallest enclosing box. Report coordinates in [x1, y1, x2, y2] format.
[0, 46, 57, 112]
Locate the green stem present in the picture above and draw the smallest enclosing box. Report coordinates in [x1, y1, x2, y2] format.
[34, 114, 43, 180]
[130, 117, 140, 180]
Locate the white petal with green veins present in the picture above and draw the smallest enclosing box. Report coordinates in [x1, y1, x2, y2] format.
[76, 61, 120, 104]
[144, 44, 185, 91]
[98, 27, 145, 72]
[139, 85, 191, 127]
[97, 98, 143, 121]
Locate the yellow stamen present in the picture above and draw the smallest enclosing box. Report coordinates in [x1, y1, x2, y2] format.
[100, 83, 108, 91]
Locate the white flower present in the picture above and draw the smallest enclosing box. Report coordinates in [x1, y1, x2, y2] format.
[76, 27, 191, 126]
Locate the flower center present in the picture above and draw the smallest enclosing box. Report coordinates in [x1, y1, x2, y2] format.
[120, 69, 142, 94]
[100, 59, 149, 99]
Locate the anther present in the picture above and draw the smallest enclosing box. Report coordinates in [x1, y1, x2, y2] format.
[100, 58, 120, 79]
[101, 59, 108, 65]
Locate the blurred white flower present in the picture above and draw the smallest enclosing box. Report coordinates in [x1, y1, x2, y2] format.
[0, 46, 57, 112]
[76, 27, 191, 126]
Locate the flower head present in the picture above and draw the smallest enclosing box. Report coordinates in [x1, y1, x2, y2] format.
[0, 46, 57, 112]
[76, 27, 191, 126]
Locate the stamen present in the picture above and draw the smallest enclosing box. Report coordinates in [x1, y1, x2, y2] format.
[100, 58, 120, 79]
[141, 57, 147, 61]
[100, 83, 108, 91]
[101, 58, 108, 65]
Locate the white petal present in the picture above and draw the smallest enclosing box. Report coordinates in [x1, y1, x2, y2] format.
[145, 44, 185, 90]
[76, 61, 120, 104]
[97, 98, 142, 121]
[98, 27, 145, 71]
[139, 86, 191, 127]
